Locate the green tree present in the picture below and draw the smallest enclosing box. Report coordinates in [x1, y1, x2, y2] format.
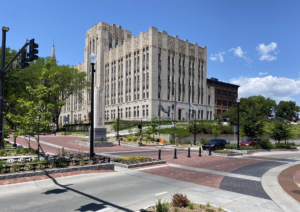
[275, 101, 300, 122]
[41, 59, 90, 130]
[222, 95, 276, 125]
[7, 83, 60, 157]
[270, 120, 293, 144]
[241, 107, 265, 139]
[212, 125, 221, 138]
[149, 117, 158, 141]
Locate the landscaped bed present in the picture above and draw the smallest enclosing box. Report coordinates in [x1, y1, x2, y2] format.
[0, 149, 112, 177]
[0, 147, 37, 157]
[112, 156, 166, 168]
[144, 193, 226, 212]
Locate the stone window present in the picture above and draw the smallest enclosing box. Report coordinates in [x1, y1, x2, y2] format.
[228, 90, 232, 97]
[228, 101, 232, 107]
[208, 95, 211, 105]
[146, 105, 149, 117]
[223, 100, 227, 106]
[223, 90, 227, 96]
[217, 89, 221, 95]
[217, 99, 221, 106]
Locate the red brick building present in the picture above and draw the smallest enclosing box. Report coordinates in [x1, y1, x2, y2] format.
[207, 77, 239, 117]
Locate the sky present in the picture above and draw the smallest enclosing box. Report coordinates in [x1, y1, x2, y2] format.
[1, 0, 300, 106]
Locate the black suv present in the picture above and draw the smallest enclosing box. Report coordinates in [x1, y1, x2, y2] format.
[202, 139, 229, 150]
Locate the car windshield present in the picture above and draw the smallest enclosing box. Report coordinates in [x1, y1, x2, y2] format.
[209, 140, 219, 144]
[243, 138, 253, 142]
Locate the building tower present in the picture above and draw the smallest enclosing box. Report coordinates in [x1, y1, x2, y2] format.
[51, 39, 56, 60]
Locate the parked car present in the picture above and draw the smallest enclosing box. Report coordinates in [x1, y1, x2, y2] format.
[240, 138, 261, 146]
[202, 139, 229, 150]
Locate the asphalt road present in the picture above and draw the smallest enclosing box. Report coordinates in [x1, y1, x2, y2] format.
[1, 151, 300, 212]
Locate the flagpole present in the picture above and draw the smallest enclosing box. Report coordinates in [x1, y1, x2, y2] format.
[189, 91, 190, 125]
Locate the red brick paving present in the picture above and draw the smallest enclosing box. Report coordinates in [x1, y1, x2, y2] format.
[278, 164, 300, 203]
[7, 135, 156, 155]
[141, 166, 224, 188]
[295, 170, 300, 184]
[117, 150, 265, 173]
[0, 170, 115, 186]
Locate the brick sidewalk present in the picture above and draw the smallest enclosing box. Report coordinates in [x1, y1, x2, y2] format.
[115, 150, 266, 172]
[0, 170, 115, 186]
[7, 135, 156, 154]
[278, 164, 300, 203]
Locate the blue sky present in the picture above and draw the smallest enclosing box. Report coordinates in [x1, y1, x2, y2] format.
[1, 0, 300, 105]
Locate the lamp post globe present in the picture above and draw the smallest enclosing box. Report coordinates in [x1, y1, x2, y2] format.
[89, 53, 97, 159]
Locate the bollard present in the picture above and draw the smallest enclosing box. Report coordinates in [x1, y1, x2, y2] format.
[209, 146, 212, 156]
[54, 131, 56, 136]
[119, 140, 120, 146]
[187, 148, 191, 158]
[173, 148, 178, 159]
[44, 130, 45, 136]
[199, 147, 202, 157]
[158, 149, 161, 160]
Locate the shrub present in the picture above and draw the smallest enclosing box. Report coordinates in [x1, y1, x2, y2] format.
[170, 139, 175, 144]
[225, 144, 237, 149]
[172, 193, 190, 207]
[188, 202, 194, 210]
[133, 137, 138, 142]
[0, 148, 5, 156]
[155, 198, 169, 212]
[128, 137, 133, 141]
[259, 138, 272, 149]
[200, 138, 208, 144]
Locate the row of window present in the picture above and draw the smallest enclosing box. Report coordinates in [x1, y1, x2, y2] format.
[216, 99, 233, 107]
[59, 114, 83, 124]
[217, 89, 237, 98]
[105, 105, 149, 120]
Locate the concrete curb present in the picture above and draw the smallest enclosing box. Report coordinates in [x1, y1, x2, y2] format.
[0, 164, 114, 180]
[138, 202, 232, 212]
[112, 160, 166, 168]
[262, 161, 300, 212]
[0, 171, 116, 193]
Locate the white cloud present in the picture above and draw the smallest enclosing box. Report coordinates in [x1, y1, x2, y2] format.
[229, 46, 253, 65]
[210, 51, 226, 62]
[229, 75, 300, 103]
[256, 42, 278, 61]
[229, 46, 244, 57]
[259, 72, 268, 76]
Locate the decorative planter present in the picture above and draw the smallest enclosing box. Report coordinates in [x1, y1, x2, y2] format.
[71, 141, 114, 147]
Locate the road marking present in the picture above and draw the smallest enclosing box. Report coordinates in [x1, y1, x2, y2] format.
[155, 191, 168, 196]
[134, 165, 170, 171]
[96, 208, 111, 212]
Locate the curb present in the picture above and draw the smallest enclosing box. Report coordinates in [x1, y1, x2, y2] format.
[0, 164, 114, 180]
[262, 161, 300, 212]
[112, 160, 166, 169]
[138, 202, 232, 212]
[0, 171, 116, 193]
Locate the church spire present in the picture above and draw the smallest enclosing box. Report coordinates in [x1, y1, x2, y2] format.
[51, 39, 56, 60]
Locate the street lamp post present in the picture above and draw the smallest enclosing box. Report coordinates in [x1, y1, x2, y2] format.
[172, 112, 173, 123]
[89, 53, 97, 160]
[0, 26, 9, 149]
[237, 98, 240, 150]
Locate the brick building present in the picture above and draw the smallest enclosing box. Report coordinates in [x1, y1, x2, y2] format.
[206, 77, 239, 118]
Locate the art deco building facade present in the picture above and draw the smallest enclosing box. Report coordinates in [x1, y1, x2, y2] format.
[60, 22, 215, 124]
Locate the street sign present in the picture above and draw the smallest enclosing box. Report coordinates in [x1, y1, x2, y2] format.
[232, 125, 237, 133]
[64, 116, 68, 122]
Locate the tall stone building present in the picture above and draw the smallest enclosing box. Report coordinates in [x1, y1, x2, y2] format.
[59, 22, 214, 125]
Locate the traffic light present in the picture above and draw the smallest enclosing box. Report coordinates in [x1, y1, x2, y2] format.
[21, 51, 29, 69]
[29, 39, 39, 61]
[3, 99, 7, 113]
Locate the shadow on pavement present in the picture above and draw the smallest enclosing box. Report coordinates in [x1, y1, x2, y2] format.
[42, 173, 133, 212]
